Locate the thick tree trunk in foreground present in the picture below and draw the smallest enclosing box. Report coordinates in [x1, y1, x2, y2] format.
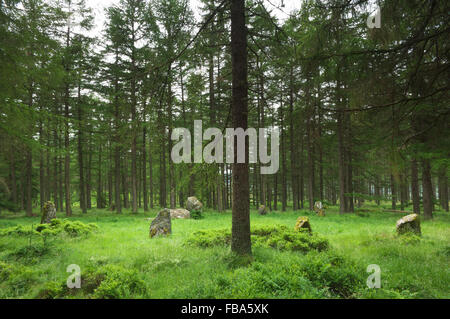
[231, 0, 251, 256]
[289, 68, 298, 211]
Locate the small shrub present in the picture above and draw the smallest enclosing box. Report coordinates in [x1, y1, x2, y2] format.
[1, 219, 98, 239]
[36, 281, 64, 299]
[171, 258, 333, 299]
[151, 258, 187, 272]
[186, 225, 329, 253]
[0, 261, 13, 281]
[8, 244, 51, 262]
[359, 287, 418, 299]
[91, 265, 147, 299]
[0, 262, 38, 297]
[0, 225, 39, 237]
[38, 264, 148, 299]
[436, 246, 450, 257]
[398, 233, 421, 245]
[63, 220, 98, 237]
[186, 229, 231, 247]
[297, 251, 364, 298]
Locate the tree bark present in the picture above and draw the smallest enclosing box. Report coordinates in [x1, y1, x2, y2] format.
[289, 67, 298, 211]
[438, 164, 449, 212]
[77, 82, 87, 213]
[26, 149, 33, 217]
[280, 92, 287, 212]
[411, 158, 420, 214]
[231, 0, 251, 256]
[143, 124, 148, 211]
[422, 159, 433, 219]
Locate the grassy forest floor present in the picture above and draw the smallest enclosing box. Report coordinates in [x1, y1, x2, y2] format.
[0, 203, 449, 299]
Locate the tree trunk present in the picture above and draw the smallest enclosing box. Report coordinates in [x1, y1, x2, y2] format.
[422, 159, 433, 219]
[336, 62, 347, 213]
[26, 149, 33, 217]
[345, 110, 354, 213]
[280, 93, 287, 211]
[390, 173, 396, 210]
[97, 143, 103, 209]
[64, 24, 71, 217]
[337, 111, 346, 213]
[130, 47, 138, 214]
[114, 132, 122, 214]
[143, 125, 148, 211]
[230, 0, 251, 256]
[438, 164, 449, 212]
[10, 151, 17, 205]
[411, 158, 420, 214]
[39, 108, 45, 214]
[149, 136, 154, 209]
[86, 142, 92, 209]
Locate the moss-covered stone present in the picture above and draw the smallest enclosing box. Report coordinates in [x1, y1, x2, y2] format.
[396, 213, 421, 236]
[1, 219, 98, 238]
[185, 196, 203, 212]
[314, 201, 325, 216]
[294, 216, 312, 233]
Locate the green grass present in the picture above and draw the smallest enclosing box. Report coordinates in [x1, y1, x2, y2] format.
[0, 203, 449, 299]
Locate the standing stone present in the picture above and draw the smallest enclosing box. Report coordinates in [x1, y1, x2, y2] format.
[185, 196, 203, 212]
[149, 208, 172, 238]
[314, 201, 325, 216]
[294, 216, 312, 233]
[396, 213, 421, 235]
[41, 201, 56, 224]
[170, 208, 190, 219]
[258, 205, 269, 215]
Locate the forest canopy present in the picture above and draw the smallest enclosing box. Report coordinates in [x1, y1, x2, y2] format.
[0, 0, 448, 218]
